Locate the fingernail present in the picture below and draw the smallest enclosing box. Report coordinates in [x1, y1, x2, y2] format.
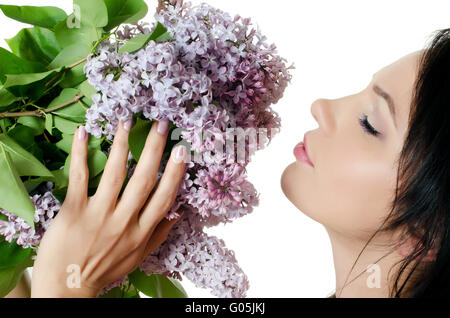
[173, 145, 186, 164]
[124, 119, 134, 132]
[78, 126, 86, 140]
[157, 119, 169, 135]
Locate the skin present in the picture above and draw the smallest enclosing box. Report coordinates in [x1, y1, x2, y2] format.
[28, 120, 187, 297]
[281, 50, 434, 297]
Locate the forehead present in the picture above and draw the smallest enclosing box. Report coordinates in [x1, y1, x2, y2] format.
[373, 51, 422, 133]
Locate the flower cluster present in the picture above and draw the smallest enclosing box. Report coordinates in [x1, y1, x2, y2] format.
[0, 0, 291, 297]
[0, 187, 60, 249]
[82, 0, 292, 297]
[139, 208, 249, 298]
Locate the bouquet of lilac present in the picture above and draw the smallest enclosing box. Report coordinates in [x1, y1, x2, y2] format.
[0, 0, 291, 298]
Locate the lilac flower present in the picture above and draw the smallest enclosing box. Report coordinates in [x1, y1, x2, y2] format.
[80, 0, 292, 297]
[0, 190, 61, 249]
[140, 210, 249, 298]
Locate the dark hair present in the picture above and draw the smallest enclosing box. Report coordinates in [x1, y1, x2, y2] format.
[347, 28, 450, 298]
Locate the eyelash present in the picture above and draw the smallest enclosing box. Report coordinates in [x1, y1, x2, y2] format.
[359, 114, 380, 137]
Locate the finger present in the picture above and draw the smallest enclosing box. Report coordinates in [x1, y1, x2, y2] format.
[93, 119, 133, 209]
[138, 145, 187, 231]
[115, 119, 169, 217]
[144, 212, 183, 256]
[66, 125, 89, 206]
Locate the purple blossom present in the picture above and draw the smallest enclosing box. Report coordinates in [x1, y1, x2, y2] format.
[80, 0, 293, 297]
[0, 190, 61, 249]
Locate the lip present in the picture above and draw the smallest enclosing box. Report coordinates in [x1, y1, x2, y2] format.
[294, 135, 314, 168]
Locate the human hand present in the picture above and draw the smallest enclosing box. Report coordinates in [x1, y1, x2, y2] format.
[31, 119, 187, 297]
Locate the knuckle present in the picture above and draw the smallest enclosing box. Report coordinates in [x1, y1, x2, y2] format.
[134, 169, 157, 192]
[159, 198, 174, 214]
[127, 234, 144, 253]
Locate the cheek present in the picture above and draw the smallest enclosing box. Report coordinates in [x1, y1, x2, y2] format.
[281, 147, 397, 240]
[318, 150, 397, 237]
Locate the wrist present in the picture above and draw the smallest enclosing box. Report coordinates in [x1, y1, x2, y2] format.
[31, 272, 100, 298]
[31, 283, 99, 298]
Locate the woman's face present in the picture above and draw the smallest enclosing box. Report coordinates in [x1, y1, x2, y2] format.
[281, 51, 421, 240]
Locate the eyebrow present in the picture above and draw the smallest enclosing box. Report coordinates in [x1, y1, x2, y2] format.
[372, 84, 397, 129]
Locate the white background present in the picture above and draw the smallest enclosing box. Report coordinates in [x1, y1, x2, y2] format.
[1, 0, 449, 297]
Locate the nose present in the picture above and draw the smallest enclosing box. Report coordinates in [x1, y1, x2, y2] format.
[310, 98, 336, 134]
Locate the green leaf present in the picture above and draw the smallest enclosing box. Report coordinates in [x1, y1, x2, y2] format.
[87, 171, 102, 190]
[51, 168, 68, 189]
[0, 253, 33, 298]
[156, 31, 171, 42]
[103, 0, 144, 31]
[123, 2, 148, 24]
[24, 167, 67, 192]
[0, 5, 67, 30]
[45, 113, 53, 135]
[77, 80, 97, 104]
[0, 134, 53, 178]
[2, 67, 63, 89]
[47, 88, 80, 108]
[87, 149, 108, 178]
[118, 33, 151, 54]
[64, 148, 107, 179]
[47, 88, 85, 123]
[56, 133, 103, 154]
[17, 117, 45, 136]
[7, 125, 35, 151]
[59, 62, 87, 88]
[74, 0, 108, 28]
[0, 48, 45, 83]
[29, 144, 44, 164]
[54, 19, 102, 49]
[49, 44, 90, 88]
[129, 118, 152, 162]
[53, 116, 80, 135]
[129, 269, 188, 298]
[119, 22, 170, 54]
[0, 118, 13, 133]
[0, 240, 31, 270]
[49, 43, 90, 69]
[1, 67, 62, 100]
[52, 103, 85, 123]
[124, 285, 140, 298]
[0, 86, 19, 107]
[6, 27, 61, 64]
[0, 144, 35, 229]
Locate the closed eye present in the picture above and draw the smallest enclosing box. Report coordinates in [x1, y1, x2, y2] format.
[359, 114, 380, 137]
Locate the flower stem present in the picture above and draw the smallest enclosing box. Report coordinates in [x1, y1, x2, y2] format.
[0, 94, 85, 118]
[45, 57, 88, 88]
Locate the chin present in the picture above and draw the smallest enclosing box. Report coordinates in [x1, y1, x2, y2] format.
[280, 161, 308, 211]
[280, 161, 296, 199]
[280, 161, 324, 225]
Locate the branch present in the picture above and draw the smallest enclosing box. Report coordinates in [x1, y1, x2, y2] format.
[45, 57, 88, 88]
[0, 94, 85, 118]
